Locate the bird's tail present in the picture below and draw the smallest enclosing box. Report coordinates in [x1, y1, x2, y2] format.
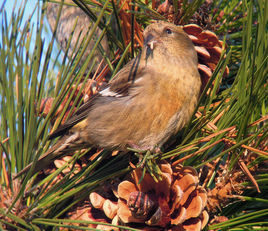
[14, 132, 87, 179]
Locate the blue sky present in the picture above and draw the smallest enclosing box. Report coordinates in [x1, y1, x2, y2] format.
[1, 0, 55, 47]
[1, 0, 61, 77]
[2, 0, 41, 29]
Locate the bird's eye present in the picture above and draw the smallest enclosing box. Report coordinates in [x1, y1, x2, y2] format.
[165, 28, 173, 34]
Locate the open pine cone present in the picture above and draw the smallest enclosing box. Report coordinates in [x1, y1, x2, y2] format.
[0, 179, 28, 230]
[86, 162, 208, 231]
[182, 24, 229, 92]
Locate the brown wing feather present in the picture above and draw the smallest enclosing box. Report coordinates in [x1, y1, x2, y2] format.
[49, 52, 145, 139]
[109, 53, 145, 95]
[49, 94, 99, 139]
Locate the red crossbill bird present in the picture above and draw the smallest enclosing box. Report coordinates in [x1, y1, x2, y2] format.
[15, 21, 201, 178]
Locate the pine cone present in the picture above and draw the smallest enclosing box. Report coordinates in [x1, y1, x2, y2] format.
[0, 179, 28, 230]
[88, 162, 209, 230]
[183, 24, 229, 92]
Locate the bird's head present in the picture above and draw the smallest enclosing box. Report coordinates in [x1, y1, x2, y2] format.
[143, 21, 198, 65]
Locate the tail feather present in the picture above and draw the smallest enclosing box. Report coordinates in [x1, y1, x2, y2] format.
[14, 133, 86, 179]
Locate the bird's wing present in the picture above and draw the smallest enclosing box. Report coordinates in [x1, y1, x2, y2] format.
[50, 53, 145, 138]
[48, 94, 98, 139]
[108, 53, 145, 96]
[49, 53, 145, 139]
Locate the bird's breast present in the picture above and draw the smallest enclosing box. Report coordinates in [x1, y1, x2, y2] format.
[126, 67, 199, 148]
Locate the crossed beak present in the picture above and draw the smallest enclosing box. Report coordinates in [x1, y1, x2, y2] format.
[144, 33, 159, 50]
[147, 40, 158, 50]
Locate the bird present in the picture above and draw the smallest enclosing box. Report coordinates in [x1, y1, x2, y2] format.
[15, 21, 201, 178]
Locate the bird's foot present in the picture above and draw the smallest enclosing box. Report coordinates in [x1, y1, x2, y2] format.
[137, 150, 163, 183]
[127, 142, 162, 182]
